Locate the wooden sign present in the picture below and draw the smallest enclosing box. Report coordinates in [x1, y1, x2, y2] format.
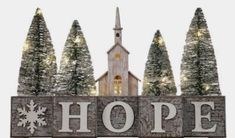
[11, 96, 226, 137]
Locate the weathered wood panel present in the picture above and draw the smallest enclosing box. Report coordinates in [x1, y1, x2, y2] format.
[11, 96, 53, 137]
[128, 73, 138, 96]
[53, 96, 97, 137]
[98, 74, 108, 96]
[97, 96, 138, 137]
[10, 96, 226, 138]
[139, 96, 183, 137]
[183, 96, 226, 137]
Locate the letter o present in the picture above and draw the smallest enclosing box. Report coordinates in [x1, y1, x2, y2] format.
[102, 101, 134, 133]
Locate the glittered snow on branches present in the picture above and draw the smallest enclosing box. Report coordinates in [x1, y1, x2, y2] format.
[142, 30, 176, 96]
[180, 8, 221, 96]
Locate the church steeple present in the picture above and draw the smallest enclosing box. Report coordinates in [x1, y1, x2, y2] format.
[96, 7, 139, 96]
[114, 7, 122, 45]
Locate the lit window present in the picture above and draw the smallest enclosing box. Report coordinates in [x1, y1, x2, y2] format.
[115, 53, 121, 60]
[113, 75, 122, 95]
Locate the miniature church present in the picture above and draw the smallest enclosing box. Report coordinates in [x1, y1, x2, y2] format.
[96, 7, 140, 96]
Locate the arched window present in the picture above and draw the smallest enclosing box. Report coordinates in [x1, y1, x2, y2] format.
[113, 75, 122, 95]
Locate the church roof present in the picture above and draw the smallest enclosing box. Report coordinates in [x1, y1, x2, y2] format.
[96, 71, 140, 82]
[107, 43, 129, 54]
[95, 71, 108, 82]
[128, 71, 141, 81]
[115, 7, 122, 30]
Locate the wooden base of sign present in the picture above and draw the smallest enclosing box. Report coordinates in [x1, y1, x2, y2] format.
[11, 96, 226, 138]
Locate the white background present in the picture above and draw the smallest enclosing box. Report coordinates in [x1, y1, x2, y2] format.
[0, 0, 234, 137]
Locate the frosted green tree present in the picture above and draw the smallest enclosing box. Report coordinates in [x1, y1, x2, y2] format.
[55, 20, 96, 96]
[17, 8, 57, 96]
[142, 30, 176, 96]
[180, 8, 221, 95]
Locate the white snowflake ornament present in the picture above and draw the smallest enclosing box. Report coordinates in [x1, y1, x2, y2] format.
[17, 100, 47, 134]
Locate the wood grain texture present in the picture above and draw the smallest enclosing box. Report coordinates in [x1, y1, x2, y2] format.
[139, 96, 183, 137]
[11, 96, 53, 137]
[53, 96, 97, 137]
[98, 74, 108, 96]
[11, 96, 226, 137]
[97, 96, 138, 137]
[183, 96, 226, 137]
[128, 73, 138, 96]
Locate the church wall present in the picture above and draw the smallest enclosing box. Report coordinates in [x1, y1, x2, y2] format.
[128, 73, 138, 96]
[108, 46, 129, 96]
[98, 75, 108, 96]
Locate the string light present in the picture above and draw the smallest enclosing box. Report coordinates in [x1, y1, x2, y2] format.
[80, 36, 85, 46]
[45, 57, 51, 65]
[197, 31, 202, 37]
[181, 74, 188, 82]
[45, 56, 55, 65]
[143, 77, 150, 85]
[153, 37, 164, 46]
[183, 77, 188, 81]
[161, 76, 171, 86]
[158, 37, 164, 46]
[161, 77, 168, 83]
[90, 87, 97, 96]
[203, 84, 210, 91]
[146, 82, 150, 85]
[72, 61, 76, 65]
[74, 36, 80, 43]
[196, 29, 205, 37]
[63, 56, 69, 64]
[36, 9, 42, 15]
[23, 41, 30, 52]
